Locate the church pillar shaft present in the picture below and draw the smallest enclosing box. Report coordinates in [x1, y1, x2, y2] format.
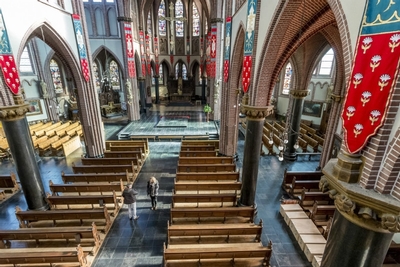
[138, 77, 146, 113]
[321, 211, 392, 267]
[201, 77, 206, 104]
[2, 116, 48, 211]
[154, 76, 160, 104]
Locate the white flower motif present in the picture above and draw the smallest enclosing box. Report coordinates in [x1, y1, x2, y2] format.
[380, 74, 391, 82]
[363, 37, 373, 45]
[371, 55, 382, 63]
[362, 91, 372, 98]
[347, 106, 356, 112]
[370, 110, 381, 117]
[354, 73, 363, 80]
[355, 124, 364, 130]
[390, 34, 400, 43]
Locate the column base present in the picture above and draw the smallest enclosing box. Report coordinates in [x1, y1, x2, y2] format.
[283, 151, 297, 161]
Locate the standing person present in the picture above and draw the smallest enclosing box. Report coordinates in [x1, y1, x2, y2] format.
[147, 177, 159, 210]
[122, 183, 139, 220]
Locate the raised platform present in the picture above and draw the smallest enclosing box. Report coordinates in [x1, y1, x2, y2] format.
[155, 116, 190, 128]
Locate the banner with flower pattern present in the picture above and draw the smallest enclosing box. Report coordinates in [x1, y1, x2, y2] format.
[242, 0, 257, 93]
[72, 14, 90, 82]
[0, 9, 20, 95]
[124, 23, 136, 78]
[341, 0, 400, 153]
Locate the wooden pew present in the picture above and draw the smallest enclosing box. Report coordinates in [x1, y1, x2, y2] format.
[309, 202, 336, 226]
[66, 124, 83, 137]
[262, 134, 274, 155]
[0, 172, 20, 193]
[170, 206, 255, 224]
[281, 169, 323, 191]
[180, 145, 216, 151]
[33, 122, 62, 137]
[50, 135, 71, 156]
[0, 245, 88, 267]
[179, 151, 217, 157]
[298, 190, 333, 211]
[174, 181, 242, 194]
[56, 121, 80, 137]
[0, 222, 101, 254]
[29, 122, 53, 136]
[46, 191, 120, 216]
[28, 121, 45, 131]
[177, 163, 236, 172]
[81, 157, 142, 168]
[108, 145, 147, 160]
[15, 206, 111, 233]
[45, 121, 72, 137]
[313, 134, 325, 146]
[288, 178, 320, 198]
[175, 172, 240, 182]
[105, 140, 149, 154]
[103, 150, 145, 162]
[163, 241, 272, 267]
[301, 134, 319, 152]
[167, 220, 263, 244]
[61, 171, 130, 184]
[301, 122, 317, 135]
[37, 135, 60, 154]
[72, 162, 137, 175]
[32, 135, 48, 148]
[172, 193, 238, 208]
[49, 180, 124, 196]
[178, 156, 234, 164]
[181, 140, 219, 149]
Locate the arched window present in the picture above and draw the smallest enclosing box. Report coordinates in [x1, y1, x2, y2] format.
[95, 8, 105, 36]
[204, 12, 208, 34]
[175, 0, 184, 37]
[158, 0, 166, 36]
[282, 62, 292, 95]
[192, 3, 200, 36]
[147, 11, 152, 35]
[108, 8, 118, 36]
[182, 64, 187, 79]
[175, 63, 180, 79]
[50, 59, 64, 94]
[159, 64, 164, 84]
[317, 48, 334, 76]
[109, 60, 120, 89]
[19, 45, 35, 74]
[84, 7, 93, 36]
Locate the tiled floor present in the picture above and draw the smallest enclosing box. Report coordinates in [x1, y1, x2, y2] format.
[0, 104, 320, 267]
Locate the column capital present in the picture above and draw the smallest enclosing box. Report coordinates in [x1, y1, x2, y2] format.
[153, 75, 160, 78]
[321, 160, 400, 233]
[117, 16, 132, 22]
[289, 89, 310, 99]
[137, 76, 146, 81]
[211, 18, 224, 24]
[240, 105, 274, 121]
[0, 95, 30, 121]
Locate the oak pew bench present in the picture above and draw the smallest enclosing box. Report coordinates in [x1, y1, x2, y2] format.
[61, 171, 130, 184]
[171, 193, 238, 208]
[178, 150, 217, 157]
[297, 190, 333, 212]
[49, 179, 124, 196]
[46, 191, 120, 216]
[81, 157, 142, 169]
[170, 206, 255, 224]
[180, 145, 216, 151]
[174, 181, 242, 195]
[181, 139, 219, 148]
[0, 222, 101, 255]
[308, 202, 336, 227]
[281, 169, 323, 191]
[105, 140, 149, 154]
[0, 245, 88, 267]
[177, 163, 236, 173]
[288, 179, 320, 198]
[163, 241, 272, 267]
[71, 162, 137, 175]
[167, 220, 263, 244]
[175, 172, 240, 182]
[15, 206, 111, 233]
[103, 150, 145, 162]
[178, 156, 234, 165]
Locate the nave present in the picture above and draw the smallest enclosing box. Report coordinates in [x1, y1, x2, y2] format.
[0, 109, 319, 267]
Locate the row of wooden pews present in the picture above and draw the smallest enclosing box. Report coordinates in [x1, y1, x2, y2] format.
[164, 139, 272, 267]
[0, 173, 21, 202]
[1, 140, 150, 267]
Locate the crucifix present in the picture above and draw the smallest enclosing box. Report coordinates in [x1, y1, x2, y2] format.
[159, 2, 187, 54]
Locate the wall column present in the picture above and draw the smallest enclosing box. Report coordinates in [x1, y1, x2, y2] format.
[138, 77, 146, 114]
[320, 151, 400, 267]
[0, 96, 49, 211]
[201, 76, 206, 104]
[239, 98, 273, 207]
[284, 89, 309, 161]
[154, 75, 160, 104]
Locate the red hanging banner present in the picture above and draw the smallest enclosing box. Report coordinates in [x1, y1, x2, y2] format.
[154, 37, 159, 75]
[206, 32, 212, 77]
[139, 31, 146, 77]
[210, 25, 217, 79]
[200, 36, 204, 76]
[124, 23, 136, 78]
[145, 34, 151, 75]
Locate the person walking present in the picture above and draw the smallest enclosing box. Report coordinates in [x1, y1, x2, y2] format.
[147, 177, 159, 210]
[122, 183, 139, 220]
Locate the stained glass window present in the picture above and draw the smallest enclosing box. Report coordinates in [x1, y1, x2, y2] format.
[109, 60, 120, 89]
[175, 0, 184, 37]
[204, 13, 208, 34]
[50, 59, 63, 94]
[175, 64, 180, 79]
[182, 64, 187, 79]
[282, 62, 292, 95]
[158, 0, 166, 36]
[93, 62, 101, 89]
[192, 3, 200, 36]
[159, 64, 164, 84]
[147, 11, 152, 35]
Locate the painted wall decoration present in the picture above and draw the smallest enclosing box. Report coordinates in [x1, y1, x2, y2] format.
[223, 17, 232, 82]
[72, 14, 90, 82]
[341, 0, 400, 153]
[124, 23, 136, 78]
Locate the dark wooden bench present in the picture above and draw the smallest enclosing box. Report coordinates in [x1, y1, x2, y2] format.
[81, 157, 142, 168]
[49, 179, 124, 196]
[177, 163, 236, 172]
[176, 172, 240, 182]
[288, 179, 320, 198]
[180, 145, 216, 151]
[183, 135, 209, 140]
[167, 220, 263, 244]
[61, 171, 130, 184]
[179, 151, 217, 157]
[15, 206, 111, 233]
[281, 169, 323, 191]
[309, 202, 336, 226]
[298, 190, 333, 211]
[0, 172, 19, 194]
[163, 241, 272, 267]
[0, 245, 88, 267]
[46, 191, 120, 216]
[178, 156, 234, 165]
[106, 140, 149, 154]
[0, 222, 101, 254]
[72, 162, 137, 175]
[103, 150, 145, 162]
[170, 206, 255, 224]
[174, 181, 242, 194]
[172, 193, 238, 208]
[181, 140, 219, 148]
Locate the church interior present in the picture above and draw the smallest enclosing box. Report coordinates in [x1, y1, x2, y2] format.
[0, 0, 400, 267]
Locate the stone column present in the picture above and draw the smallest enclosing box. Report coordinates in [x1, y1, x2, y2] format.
[320, 151, 400, 267]
[0, 96, 49, 211]
[283, 89, 309, 161]
[137, 77, 146, 113]
[201, 76, 206, 104]
[154, 75, 160, 104]
[239, 98, 274, 207]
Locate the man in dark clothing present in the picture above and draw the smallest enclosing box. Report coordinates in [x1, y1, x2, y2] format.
[122, 183, 139, 220]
